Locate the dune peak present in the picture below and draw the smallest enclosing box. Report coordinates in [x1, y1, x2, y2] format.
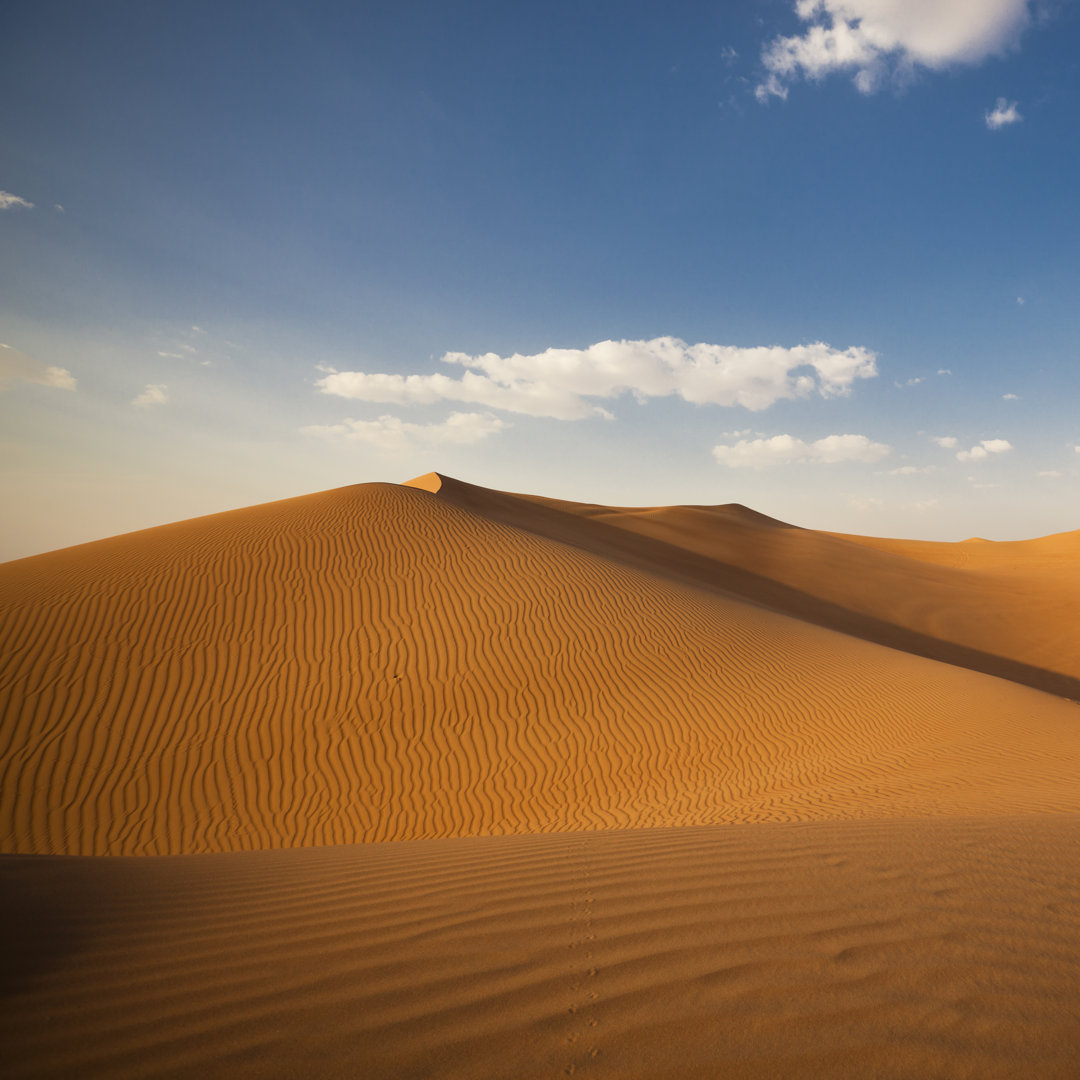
[402, 471, 447, 493]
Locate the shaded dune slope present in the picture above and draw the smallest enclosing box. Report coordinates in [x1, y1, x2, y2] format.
[416, 473, 1080, 696]
[3, 476, 1080, 855]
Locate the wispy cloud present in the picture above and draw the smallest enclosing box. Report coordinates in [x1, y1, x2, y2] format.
[132, 384, 168, 408]
[303, 411, 510, 452]
[756, 0, 1031, 101]
[888, 464, 937, 475]
[713, 433, 891, 468]
[986, 97, 1022, 129]
[0, 190, 35, 211]
[931, 435, 958, 449]
[0, 344, 76, 391]
[317, 337, 879, 421]
[1002, 392, 1019, 400]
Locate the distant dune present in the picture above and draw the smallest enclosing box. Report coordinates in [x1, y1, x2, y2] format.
[3, 475, 1080, 1077]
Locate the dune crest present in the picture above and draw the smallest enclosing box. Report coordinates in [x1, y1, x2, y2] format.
[3, 475, 1080, 856]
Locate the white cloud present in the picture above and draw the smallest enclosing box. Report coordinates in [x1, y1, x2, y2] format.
[317, 337, 879, 421]
[133, 383, 168, 408]
[848, 495, 886, 510]
[931, 435, 959, 448]
[1016, 296, 1025, 305]
[910, 498, 940, 511]
[894, 376, 923, 387]
[888, 464, 936, 475]
[757, 1, 1031, 101]
[1074, 445, 1080, 454]
[54, 203, 65, 213]
[713, 432, 891, 468]
[1037, 470, 1061, 478]
[0, 344, 76, 391]
[956, 438, 1012, 461]
[937, 368, 952, 376]
[1002, 392, 1019, 400]
[303, 411, 510, 452]
[986, 97, 1023, 128]
[0, 190, 34, 211]
[157, 351, 183, 359]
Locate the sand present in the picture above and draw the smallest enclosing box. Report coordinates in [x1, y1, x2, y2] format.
[2, 473, 1079, 1077]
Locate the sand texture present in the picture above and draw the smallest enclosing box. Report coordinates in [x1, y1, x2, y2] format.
[3, 474, 1080, 1077]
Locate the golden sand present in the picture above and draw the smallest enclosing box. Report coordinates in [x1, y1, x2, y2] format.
[2, 474, 1079, 1077]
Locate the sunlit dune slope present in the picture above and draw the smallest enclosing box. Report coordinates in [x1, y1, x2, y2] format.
[3, 476, 1080, 856]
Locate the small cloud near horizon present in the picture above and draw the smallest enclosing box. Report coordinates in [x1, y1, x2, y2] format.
[0, 344, 77, 391]
[303, 411, 510, 452]
[713, 433, 891, 469]
[957, 438, 1012, 462]
[133, 384, 168, 408]
[888, 464, 937, 475]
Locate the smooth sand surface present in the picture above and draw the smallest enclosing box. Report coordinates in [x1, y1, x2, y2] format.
[3, 474, 1080, 1077]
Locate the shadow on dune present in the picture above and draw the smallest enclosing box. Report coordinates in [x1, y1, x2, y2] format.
[427, 475, 1080, 704]
[0, 858, 90, 997]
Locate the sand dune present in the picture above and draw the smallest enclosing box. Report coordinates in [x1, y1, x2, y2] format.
[4, 473, 1080, 1077]
[3, 475, 1080, 855]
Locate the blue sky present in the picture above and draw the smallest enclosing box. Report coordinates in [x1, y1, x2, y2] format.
[2, 0, 1078, 559]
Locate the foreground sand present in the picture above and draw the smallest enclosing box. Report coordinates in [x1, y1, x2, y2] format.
[2, 474, 1080, 1077]
[5, 817, 1080, 1079]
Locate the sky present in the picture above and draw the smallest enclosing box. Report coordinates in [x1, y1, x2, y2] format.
[2, 0, 1079, 560]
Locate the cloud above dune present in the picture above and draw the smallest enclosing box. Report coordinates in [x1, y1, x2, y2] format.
[316, 338, 878, 421]
[713, 433, 891, 468]
[756, 0, 1032, 101]
[132, 384, 168, 408]
[303, 411, 510, 452]
[956, 438, 1012, 461]
[985, 97, 1022, 129]
[0, 190, 35, 210]
[0, 344, 76, 391]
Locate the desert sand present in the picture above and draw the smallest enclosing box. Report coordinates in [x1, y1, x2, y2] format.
[2, 473, 1079, 1077]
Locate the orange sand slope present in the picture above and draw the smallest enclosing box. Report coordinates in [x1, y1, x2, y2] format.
[2, 473, 1079, 855]
[6, 817, 1080, 1080]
